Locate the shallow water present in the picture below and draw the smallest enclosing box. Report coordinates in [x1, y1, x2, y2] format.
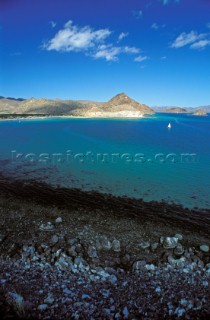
[0, 113, 209, 209]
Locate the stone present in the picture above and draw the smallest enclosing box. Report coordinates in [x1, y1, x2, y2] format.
[39, 222, 54, 232]
[51, 235, 59, 245]
[174, 243, 185, 256]
[108, 274, 118, 284]
[67, 238, 77, 246]
[82, 294, 90, 299]
[200, 245, 209, 253]
[151, 242, 159, 252]
[139, 241, 150, 250]
[132, 260, 146, 272]
[174, 233, 183, 241]
[55, 217, 62, 224]
[121, 254, 130, 265]
[95, 239, 102, 250]
[145, 264, 156, 271]
[75, 244, 83, 254]
[122, 306, 129, 318]
[101, 238, 112, 250]
[44, 295, 54, 304]
[67, 245, 77, 257]
[163, 237, 179, 249]
[112, 240, 121, 252]
[38, 304, 48, 311]
[74, 257, 88, 269]
[55, 254, 72, 271]
[168, 255, 186, 268]
[87, 245, 98, 259]
[202, 281, 209, 287]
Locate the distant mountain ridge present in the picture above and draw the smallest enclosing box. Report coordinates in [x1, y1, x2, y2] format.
[0, 93, 154, 118]
[153, 105, 210, 113]
[0, 94, 209, 118]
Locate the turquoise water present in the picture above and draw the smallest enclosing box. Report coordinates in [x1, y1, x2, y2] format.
[0, 113, 210, 209]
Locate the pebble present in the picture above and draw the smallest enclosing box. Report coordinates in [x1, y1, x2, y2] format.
[101, 238, 112, 250]
[122, 306, 129, 318]
[68, 245, 77, 257]
[44, 295, 54, 304]
[87, 245, 98, 259]
[112, 240, 121, 252]
[151, 242, 159, 251]
[174, 233, 183, 241]
[39, 222, 54, 232]
[200, 245, 209, 253]
[132, 260, 146, 272]
[174, 243, 185, 256]
[55, 217, 63, 224]
[163, 237, 179, 249]
[51, 235, 59, 245]
[38, 304, 48, 311]
[139, 241, 150, 249]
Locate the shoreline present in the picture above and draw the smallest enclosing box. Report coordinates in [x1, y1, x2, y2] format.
[0, 114, 153, 121]
[0, 172, 210, 237]
[0, 174, 210, 319]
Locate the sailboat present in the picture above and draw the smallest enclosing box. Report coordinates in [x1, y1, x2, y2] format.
[167, 122, 171, 129]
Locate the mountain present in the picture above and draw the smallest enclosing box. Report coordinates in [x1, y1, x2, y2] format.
[153, 106, 187, 113]
[197, 105, 210, 113]
[165, 107, 187, 113]
[193, 108, 207, 116]
[0, 93, 154, 118]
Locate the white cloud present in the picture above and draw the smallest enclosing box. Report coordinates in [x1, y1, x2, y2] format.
[132, 10, 143, 19]
[50, 21, 56, 29]
[134, 55, 149, 62]
[190, 40, 210, 50]
[161, 56, 167, 60]
[93, 45, 121, 61]
[151, 23, 159, 30]
[93, 45, 140, 61]
[44, 20, 111, 52]
[151, 23, 166, 30]
[171, 31, 206, 48]
[124, 46, 140, 54]
[159, 0, 180, 5]
[118, 32, 129, 42]
[43, 20, 143, 62]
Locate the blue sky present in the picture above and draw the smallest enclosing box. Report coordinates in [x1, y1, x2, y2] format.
[0, 0, 210, 107]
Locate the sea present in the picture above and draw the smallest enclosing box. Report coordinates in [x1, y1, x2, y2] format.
[0, 113, 209, 209]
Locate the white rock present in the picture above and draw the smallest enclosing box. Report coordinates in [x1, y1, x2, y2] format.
[174, 233, 183, 241]
[123, 306, 129, 318]
[139, 241, 150, 249]
[38, 304, 48, 311]
[200, 245, 209, 253]
[145, 264, 156, 271]
[132, 260, 146, 272]
[163, 237, 179, 249]
[112, 240, 121, 252]
[55, 217, 63, 223]
[39, 222, 54, 232]
[44, 295, 54, 304]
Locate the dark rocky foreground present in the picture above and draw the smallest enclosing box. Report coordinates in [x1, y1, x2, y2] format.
[0, 174, 210, 319]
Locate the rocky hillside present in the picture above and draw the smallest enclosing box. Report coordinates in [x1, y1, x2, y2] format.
[0, 93, 154, 118]
[164, 107, 187, 113]
[193, 108, 207, 116]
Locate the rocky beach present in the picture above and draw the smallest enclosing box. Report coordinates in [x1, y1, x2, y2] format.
[0, 174, 210, 319]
